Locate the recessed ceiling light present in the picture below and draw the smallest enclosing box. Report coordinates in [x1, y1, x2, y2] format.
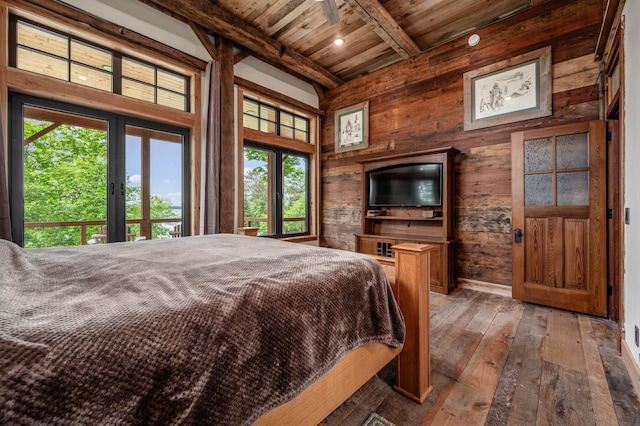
[334, 38, 344, 46]
[468, 34, 480, 47]
[78, 75, 88, 81]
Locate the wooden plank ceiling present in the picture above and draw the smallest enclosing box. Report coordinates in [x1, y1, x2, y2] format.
[141, 0, 553, 89]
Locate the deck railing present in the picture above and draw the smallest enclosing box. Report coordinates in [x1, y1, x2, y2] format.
[24, 218, 182, 245]
[243, 216, 306, 234]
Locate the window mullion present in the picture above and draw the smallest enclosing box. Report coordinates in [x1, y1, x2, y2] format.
[275, 149, 284, 236]
[113, 53, 122, 94]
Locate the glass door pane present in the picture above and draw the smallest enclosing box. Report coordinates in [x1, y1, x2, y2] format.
[523, 132, 589, 207]
[126, 125, 184, 240]
[244, 146, 275, 236]
[282, 154, 308, 234]
[22, 106, 108, 248]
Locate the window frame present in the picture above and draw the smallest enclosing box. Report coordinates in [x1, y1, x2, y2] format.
[9, 16, 190, 112]
[9, 92, 191, 247]
[238, 88, 319, 241]
[244, 141, 310, 238]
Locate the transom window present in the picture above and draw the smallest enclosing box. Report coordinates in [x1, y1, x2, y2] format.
[11, 18, 189, 112]
[243, 98, 309, 142]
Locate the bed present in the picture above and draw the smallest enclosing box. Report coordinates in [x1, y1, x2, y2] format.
[0, 234, 410, 425]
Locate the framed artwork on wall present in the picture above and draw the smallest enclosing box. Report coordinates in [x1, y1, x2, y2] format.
[335, 101, 369, 153]
[463, 46, 552, 131]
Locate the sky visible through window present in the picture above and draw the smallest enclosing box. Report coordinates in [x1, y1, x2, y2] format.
[126, 135, 182, 211]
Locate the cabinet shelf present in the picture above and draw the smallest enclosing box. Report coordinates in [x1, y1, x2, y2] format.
[365, 215, 443, 221]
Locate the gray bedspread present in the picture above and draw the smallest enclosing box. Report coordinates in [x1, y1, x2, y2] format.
[0, 234, 404, 425]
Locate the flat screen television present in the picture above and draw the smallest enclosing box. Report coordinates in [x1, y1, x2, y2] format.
[368, 163, 443, 207]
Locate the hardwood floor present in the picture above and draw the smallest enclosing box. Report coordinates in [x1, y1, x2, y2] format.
[322, 287, 640, 426]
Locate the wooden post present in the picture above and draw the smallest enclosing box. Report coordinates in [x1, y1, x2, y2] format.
[393, 243, 432, 403]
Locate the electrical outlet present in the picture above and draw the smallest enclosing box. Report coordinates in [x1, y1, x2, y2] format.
[625, 208, 631, 225]
[636, 326, 639, 348]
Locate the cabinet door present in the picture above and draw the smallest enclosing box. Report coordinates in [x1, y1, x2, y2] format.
[429, 245, 442, 287]
[357, 236, 395, 257]
[357, 237, 378, 256]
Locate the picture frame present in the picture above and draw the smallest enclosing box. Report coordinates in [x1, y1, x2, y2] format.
[463, 46, 552, 131]
[335, 101, 369, 153]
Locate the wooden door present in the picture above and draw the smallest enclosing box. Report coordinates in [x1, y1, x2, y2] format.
[512, 121, 606, 316]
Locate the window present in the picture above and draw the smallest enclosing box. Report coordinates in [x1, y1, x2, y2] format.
[11, 18, 189, 111]
[10, 94, 190, 248]
[244, 144, 309, 237]
[243, 98, 310, 142]
[241, 93, 316, 238]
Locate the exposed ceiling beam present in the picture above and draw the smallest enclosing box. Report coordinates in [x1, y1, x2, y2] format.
[139, 0, 343, 89]
[320, 0, 340, 26]
[234, 50, 252, 65]
[344, 0, 421, 59]
[18, 0, 207, 70]
[188, 21, 218, 60]
[24, 123, 62, 145]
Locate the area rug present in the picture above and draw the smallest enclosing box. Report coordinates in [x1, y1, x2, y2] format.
[362, 412, 396, 426]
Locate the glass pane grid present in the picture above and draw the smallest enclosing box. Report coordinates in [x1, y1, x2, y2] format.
[557, 171, 589, 206]
[123, 57, 155, 84]
[71, 63, 112, 92]
[70, 40, 112, 70]
[524, 137, 552, 172]
[15, 20, 189, 112]
[557, 133, 588, 170]
[260, 105, 277, 121]
[122, 78, 155, 103]
[17, 47, 68, 81]
[157, 89, 185, 111]
[18, 21, 68, 59]
[294, 130, 309, 142]
[157, 69, 186, 94]
[243, 114, 259, 130]
[242, 98, 311, 143]
[523, 134, 590, 207]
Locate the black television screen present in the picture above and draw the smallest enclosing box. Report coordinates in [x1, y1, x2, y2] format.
[368, 163, 442, 207]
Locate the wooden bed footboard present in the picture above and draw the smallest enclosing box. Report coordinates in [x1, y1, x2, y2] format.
[256, 243, 432, 424]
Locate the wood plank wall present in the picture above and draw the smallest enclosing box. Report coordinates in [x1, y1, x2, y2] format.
[320, 0, 602, 286]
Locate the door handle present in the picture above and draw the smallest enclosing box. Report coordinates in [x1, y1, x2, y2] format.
[514, 228, 522, 243]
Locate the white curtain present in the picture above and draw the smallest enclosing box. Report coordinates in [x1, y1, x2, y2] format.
[199, 60, 222, 234]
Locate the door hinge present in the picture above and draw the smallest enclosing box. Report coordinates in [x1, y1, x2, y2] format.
[606, 130, 613, 142]
[607, 208, 613, 219]
[607, 285, 613, 296]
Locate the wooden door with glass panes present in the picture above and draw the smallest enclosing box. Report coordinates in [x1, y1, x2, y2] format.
[511, 121, 606, 316]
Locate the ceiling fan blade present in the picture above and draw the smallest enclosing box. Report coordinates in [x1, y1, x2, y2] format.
[320, 0, 340, 26]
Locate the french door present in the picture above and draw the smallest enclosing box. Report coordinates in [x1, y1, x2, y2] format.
[511, 121, 607, 316]
[9, 93, 190, 247]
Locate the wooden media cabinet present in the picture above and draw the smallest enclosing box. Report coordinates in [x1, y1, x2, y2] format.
[356, 147, 459, 294]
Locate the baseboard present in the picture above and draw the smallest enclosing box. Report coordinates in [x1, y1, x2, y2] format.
[456, 278, 512, 298]
[622, 338, 640, 398]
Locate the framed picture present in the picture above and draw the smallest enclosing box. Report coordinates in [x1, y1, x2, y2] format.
[335, 101, 369, 153]
[463, 46, 552, 131]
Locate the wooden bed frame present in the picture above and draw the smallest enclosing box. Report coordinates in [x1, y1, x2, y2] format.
[256, 243, 433, 425]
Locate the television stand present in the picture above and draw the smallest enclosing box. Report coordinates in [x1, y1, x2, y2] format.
[356, 147, 459, 294]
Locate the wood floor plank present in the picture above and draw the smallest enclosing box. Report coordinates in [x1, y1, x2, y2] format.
[536, 361, 595, 426]
[327, 287, 639, 426]
[484, 302, 535, 426]
[429, 288, 482, 332]
[591, 318, 640, 425]
[544, 310, 586, 372]
[507, 306, 550, 426]
[579, 316, 619, 426]
[430, 302, 525, 425]
[464, 293, 505, 336]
